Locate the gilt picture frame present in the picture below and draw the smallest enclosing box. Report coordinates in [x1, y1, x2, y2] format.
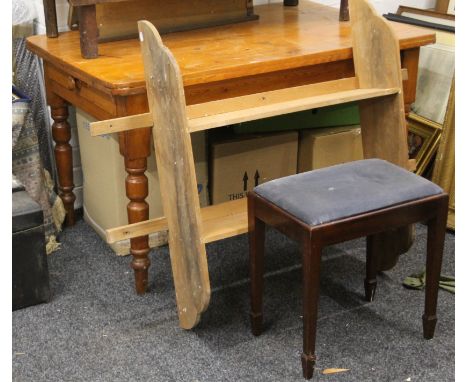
[407, 113, 442, 176]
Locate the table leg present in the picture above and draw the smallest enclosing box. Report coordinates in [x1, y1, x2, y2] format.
[43, 0, 58, 38]
[402, 48, 420, 115]
[78, 5, 99, 59]
[339, 0, 349, 21]
[50, 95, 76, 226]
[119, 128, 151, 294]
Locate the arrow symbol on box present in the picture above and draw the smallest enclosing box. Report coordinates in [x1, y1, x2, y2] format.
[243, 171, 248, 191]
[254, 170, 260, 186]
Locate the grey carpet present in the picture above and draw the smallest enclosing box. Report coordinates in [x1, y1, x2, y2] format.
[13, 221, 454, 381]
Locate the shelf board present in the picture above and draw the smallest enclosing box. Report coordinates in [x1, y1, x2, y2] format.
[188, 86, 399, 133]
[89, 76, 400, 137]
[106, 198, 247, 244]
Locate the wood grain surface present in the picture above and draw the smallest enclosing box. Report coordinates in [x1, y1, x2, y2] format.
[139, 20, 210, 329]
[350, 0, 408, 168]
[27, 2, 435, 95]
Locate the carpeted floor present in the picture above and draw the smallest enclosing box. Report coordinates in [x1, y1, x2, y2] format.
[13, 220, 454, 381]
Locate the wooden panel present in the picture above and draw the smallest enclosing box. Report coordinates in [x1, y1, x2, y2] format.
[139, 20, 210, 329]
[26, 2, 435, 95]
[350, 0, 408, 169]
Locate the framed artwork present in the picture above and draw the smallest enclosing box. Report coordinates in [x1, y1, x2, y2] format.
[435, 0, 455, 15]
[396, 5, 454, 24]
[407, 113, 442, 176]
[448, 0, 455, 15]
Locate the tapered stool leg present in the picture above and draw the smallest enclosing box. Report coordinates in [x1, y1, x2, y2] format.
[365, 234, 378, 302]
[423, 198, 448, 339]
[249, 195, 266, 336]
[301, 238, 321, 380]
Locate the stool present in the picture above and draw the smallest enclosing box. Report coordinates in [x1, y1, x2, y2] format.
[248, 159, 448, 379]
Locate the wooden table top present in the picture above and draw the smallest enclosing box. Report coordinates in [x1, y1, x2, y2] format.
[27, 2, 435, 95]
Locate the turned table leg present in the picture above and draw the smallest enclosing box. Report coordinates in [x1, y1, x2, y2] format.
[50, 96, 76, 226]
[401, 48, 420, 115]
[120, 128, 152, 294]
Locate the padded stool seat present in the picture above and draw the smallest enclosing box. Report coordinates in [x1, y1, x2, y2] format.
[254, 159, 443, 226]
[248, 159, 449, 379]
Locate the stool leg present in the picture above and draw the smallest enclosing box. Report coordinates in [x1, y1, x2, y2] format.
[423, 201, 448, 339]
[364, 235, 378, 302]
[249, 200, 266, 337]
[301, 239, 321, 380]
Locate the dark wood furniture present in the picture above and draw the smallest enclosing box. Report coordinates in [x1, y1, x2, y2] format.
[27, 2, 435, 296]
[43, 0, 58, 37]
[68, 0, 260, 58]
[340, 0, 349, 21]
[248, 159, 449, 379]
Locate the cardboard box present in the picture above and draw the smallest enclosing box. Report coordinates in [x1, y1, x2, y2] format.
[76, 109, 209, 255]
[210, 131, 298, 204]
[298, 126, 364, 172]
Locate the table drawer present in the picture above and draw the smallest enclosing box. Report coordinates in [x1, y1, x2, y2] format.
[44, 63, 117, 120]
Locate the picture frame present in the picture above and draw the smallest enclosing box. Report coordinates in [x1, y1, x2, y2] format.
[396, 5, 454, 24]
[406, 113, 442, 176]
[447, 0, 455, 15]
[435, 0, 455, 15]
[384, 5, 455, 33]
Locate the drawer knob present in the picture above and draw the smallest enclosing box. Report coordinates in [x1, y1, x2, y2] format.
[66, 76, 76, 90]
[66, 76, 82, 91]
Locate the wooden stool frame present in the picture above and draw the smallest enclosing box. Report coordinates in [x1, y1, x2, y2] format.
[90, 0, 415, 328]
[248, 191, 448, 379]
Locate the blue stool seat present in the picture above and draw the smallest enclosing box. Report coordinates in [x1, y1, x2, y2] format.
[248, 159, 448, 380]
[254, 159, 443, 226]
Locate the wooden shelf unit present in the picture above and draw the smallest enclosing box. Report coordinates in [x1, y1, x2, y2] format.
[90, 0, 411, 329]
[90, 77, 402, 137]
